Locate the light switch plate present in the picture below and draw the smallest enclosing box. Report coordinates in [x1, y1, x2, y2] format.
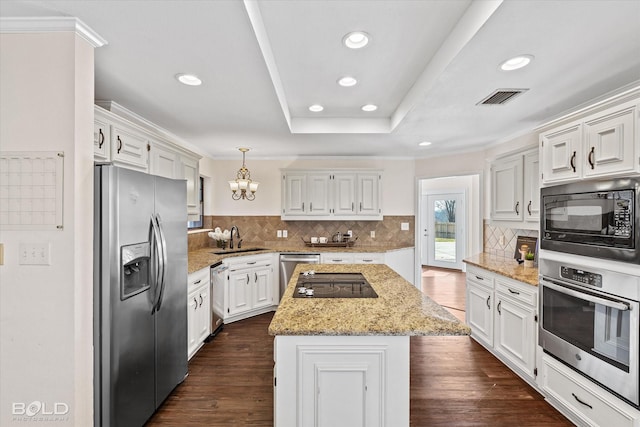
[401, 222, 409, 231]
[282, 230, 288, 238]
[19, 242, 51, 265]
[277, 230, 282, 238]
[370, 231, 376, 238]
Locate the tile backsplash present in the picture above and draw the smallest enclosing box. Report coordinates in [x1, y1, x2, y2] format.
[483, 220, 539, 259]
[189, 215, 415, 251]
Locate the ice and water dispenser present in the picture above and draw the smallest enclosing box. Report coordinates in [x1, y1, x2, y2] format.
[121, 242, 151, 299]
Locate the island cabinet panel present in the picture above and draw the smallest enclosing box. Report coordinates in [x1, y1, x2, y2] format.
[274, 335, 409, 427]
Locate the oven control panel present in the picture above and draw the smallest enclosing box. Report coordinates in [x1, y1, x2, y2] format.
[561, 266, 602, 288]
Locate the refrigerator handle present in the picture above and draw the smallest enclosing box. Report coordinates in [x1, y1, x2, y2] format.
[154, 213, 169, 311]
[150, 214, 165, 313]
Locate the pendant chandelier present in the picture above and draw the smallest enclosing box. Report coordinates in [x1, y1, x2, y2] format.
[228, 148, 259, 201]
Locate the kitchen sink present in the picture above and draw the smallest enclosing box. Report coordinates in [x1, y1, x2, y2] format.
[211, 247, 268, 255]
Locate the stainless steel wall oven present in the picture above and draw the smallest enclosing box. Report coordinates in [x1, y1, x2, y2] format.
[539, 257, 640, 407]
[540, 177, 640, 264]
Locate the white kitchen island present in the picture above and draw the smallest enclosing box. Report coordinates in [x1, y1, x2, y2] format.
[269, 264, 469, 427]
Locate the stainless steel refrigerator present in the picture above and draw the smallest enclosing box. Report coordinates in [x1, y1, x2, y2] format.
[94, 164, 188, 426]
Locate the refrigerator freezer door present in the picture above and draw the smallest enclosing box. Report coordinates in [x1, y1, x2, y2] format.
[153, 175, 188, 407]
[96, 166, 156, 427]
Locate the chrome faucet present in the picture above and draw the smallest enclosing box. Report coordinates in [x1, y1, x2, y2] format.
[230, 226, 241, 249]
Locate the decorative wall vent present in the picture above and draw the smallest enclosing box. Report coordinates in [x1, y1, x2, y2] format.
[477, 89, 529, 105]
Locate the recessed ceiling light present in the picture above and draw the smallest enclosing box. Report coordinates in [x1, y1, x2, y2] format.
[175, 73, 202, 86]
[309, 104, 324, 112]
[343, 31, 369, 49]
[337, 76, 357, 87]
[500, 55, 534, 71]
[361, 104, 378, 112]
[418, 141, 432, 147]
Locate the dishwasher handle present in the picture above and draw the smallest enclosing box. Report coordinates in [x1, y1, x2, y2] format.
[280, 255, 320, 263]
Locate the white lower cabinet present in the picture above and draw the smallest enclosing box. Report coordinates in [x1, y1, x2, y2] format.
[187, 267, 211, 360]
[274, 335, 409, 427]
[465, 265, 538, 385]
[494, 279, 537, 379]
[542, 355, 639, 427]
[466, 273, 494, 348]
[223, 254, 278, 323]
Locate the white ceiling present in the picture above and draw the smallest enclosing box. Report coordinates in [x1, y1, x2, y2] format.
[2, 0, 640, 159]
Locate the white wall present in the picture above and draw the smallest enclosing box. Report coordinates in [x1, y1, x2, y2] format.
[205, 157, 415, 216]
[0, 32, 95, 426]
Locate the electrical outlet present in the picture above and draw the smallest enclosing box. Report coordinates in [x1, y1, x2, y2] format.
[277, 230, 282, 238]
[400, 222, 409, 231]
[282, 230, 288, 238]
[499, 235, 505, 246]
[19, 242, 51, 265]
[346, 230, 352, 237]
[370, 230, 375, 238]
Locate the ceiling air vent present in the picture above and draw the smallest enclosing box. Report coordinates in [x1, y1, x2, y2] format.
[477, 88, 528, 105]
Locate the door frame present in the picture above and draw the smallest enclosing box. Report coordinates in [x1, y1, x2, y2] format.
[414, 172, 484, 287]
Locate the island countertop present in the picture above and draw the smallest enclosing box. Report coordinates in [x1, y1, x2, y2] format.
[268, 263, 470, 337]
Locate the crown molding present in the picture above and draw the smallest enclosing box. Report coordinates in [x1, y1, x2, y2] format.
[0, 17, 107, 48]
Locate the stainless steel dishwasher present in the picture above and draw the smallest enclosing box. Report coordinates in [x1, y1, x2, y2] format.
[279, 253, 320, 298]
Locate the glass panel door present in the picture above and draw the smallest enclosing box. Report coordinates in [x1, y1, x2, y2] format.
[425, 192, 465, 269]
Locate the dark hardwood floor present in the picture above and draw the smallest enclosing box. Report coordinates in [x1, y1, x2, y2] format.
[147, 270, 573, 427]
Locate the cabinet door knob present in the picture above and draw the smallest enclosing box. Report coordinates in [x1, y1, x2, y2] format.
[527, 201, 532, 216]
[193, 297, 198, 310]
[486, 296, 491, 309]
[570, 150, 576, 172]
[199, 294, 203, 307]
[497, 300, 502, 315]
[117, 136, 123, 154]
[515, 201, 520, 215]
[255, 272, 258, 283]
[98, 129, 104, 149]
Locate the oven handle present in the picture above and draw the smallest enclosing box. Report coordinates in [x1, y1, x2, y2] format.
[542, 279, 631, 312]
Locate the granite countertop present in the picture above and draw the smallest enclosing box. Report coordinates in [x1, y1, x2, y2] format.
[187, 244, 414, 274]
[268, 263, 470, 337]
[463, 253, 539, 286]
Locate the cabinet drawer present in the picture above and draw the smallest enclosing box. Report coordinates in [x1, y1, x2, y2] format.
[495, 279, 536, 307]
[321, 253, 355, 264]
[542, 357, 636, 427]
[466, 266, 494, 288]
[354, 253, 384, 264]
[188, 267, 210, 293]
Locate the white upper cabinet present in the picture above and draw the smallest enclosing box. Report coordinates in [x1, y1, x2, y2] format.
[332, 173, 357, 216]
[583, 105, 636, 178]
[356, 173, 381, 216]
[491, 149, 539, 223]
[149, 139, 179, 179]
[523, 151, 540, 222]
[110, 123, 149, 172]
[540, 124, 582, 184]
[282, 172, 332, 216]
[95, 104, 201, 219]
[491, 155, 524, 221]
[540, 97, 639, 185]
[282, 169, 382, 220]
[93, 116, 110, 162]
[307, 173, 332, 215]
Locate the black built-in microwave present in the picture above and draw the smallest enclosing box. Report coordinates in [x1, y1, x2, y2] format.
[540, 177, 640, 263]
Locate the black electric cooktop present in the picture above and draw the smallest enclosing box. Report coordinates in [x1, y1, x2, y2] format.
[293, 272, 378, 298]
